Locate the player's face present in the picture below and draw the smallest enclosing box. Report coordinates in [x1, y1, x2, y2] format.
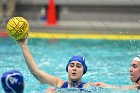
[130, 60, 140, 82]
[68, 61, 83, 81]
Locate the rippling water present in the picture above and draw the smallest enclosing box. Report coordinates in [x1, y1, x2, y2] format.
[0, 38, 140, 93]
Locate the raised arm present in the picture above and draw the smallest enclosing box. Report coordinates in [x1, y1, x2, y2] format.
[18, 37, 64, 87]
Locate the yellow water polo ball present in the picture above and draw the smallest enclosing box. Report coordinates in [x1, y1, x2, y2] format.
[6, 17, 30, 40]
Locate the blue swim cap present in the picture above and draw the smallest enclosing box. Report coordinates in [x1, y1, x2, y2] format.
[66, 55, 87, 74]
[1, 70, 24, 93]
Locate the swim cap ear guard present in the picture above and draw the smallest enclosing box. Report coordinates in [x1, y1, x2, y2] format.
[1, 70, 24, 93]
[66, 55, 87, 74]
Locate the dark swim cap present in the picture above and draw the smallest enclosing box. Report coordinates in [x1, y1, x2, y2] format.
[1, 70, 24, 93]
[66, 55, 87, 74]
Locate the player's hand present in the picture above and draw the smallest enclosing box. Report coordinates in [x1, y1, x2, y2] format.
[17, 33, 28, 46]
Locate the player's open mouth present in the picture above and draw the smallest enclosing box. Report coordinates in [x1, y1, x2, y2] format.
[72, 73, 76, 75]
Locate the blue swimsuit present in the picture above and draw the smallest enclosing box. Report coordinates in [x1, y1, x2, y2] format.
[60, 81, 93, 92]
[61, 81, 86, 88]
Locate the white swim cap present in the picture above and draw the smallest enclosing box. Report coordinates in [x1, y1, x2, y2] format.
[133, 55, 140, 62]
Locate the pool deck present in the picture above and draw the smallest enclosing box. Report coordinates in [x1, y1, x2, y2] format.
[0, 20, 140, 40]
[28, 20, 140, 35]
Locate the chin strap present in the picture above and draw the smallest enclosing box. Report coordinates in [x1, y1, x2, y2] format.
[135, 55, 140, 83]
[135, 77, 140, 83]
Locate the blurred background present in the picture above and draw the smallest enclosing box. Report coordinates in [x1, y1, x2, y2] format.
[0, 0, 140, 35]
[0, 0, 140, 93]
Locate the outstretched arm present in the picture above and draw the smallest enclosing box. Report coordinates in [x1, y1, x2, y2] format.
[18, 37, 64, 87]
[85, 82, 121, 89]
[86, 82, 138, 90]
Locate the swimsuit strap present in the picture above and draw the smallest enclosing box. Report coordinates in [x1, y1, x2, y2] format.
[61, 82, 68, 88]
[77, 82, 86, 88]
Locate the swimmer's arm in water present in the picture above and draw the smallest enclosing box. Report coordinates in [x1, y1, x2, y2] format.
[45, 87, 57, 93]
[86, 82, 138, 90]
[17, 37, 64, 87]
[119, 84, 139, 90]
[92, 82, 114, 88]
[85, 82, 121, 89]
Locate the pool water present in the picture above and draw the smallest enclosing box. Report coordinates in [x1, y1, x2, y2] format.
[0, 38, 140, 93]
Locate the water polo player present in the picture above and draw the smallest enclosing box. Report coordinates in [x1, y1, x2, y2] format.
[129, 55, 140, 89]
[1, 70, 24, 93]
[17, 36, 111, 90]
